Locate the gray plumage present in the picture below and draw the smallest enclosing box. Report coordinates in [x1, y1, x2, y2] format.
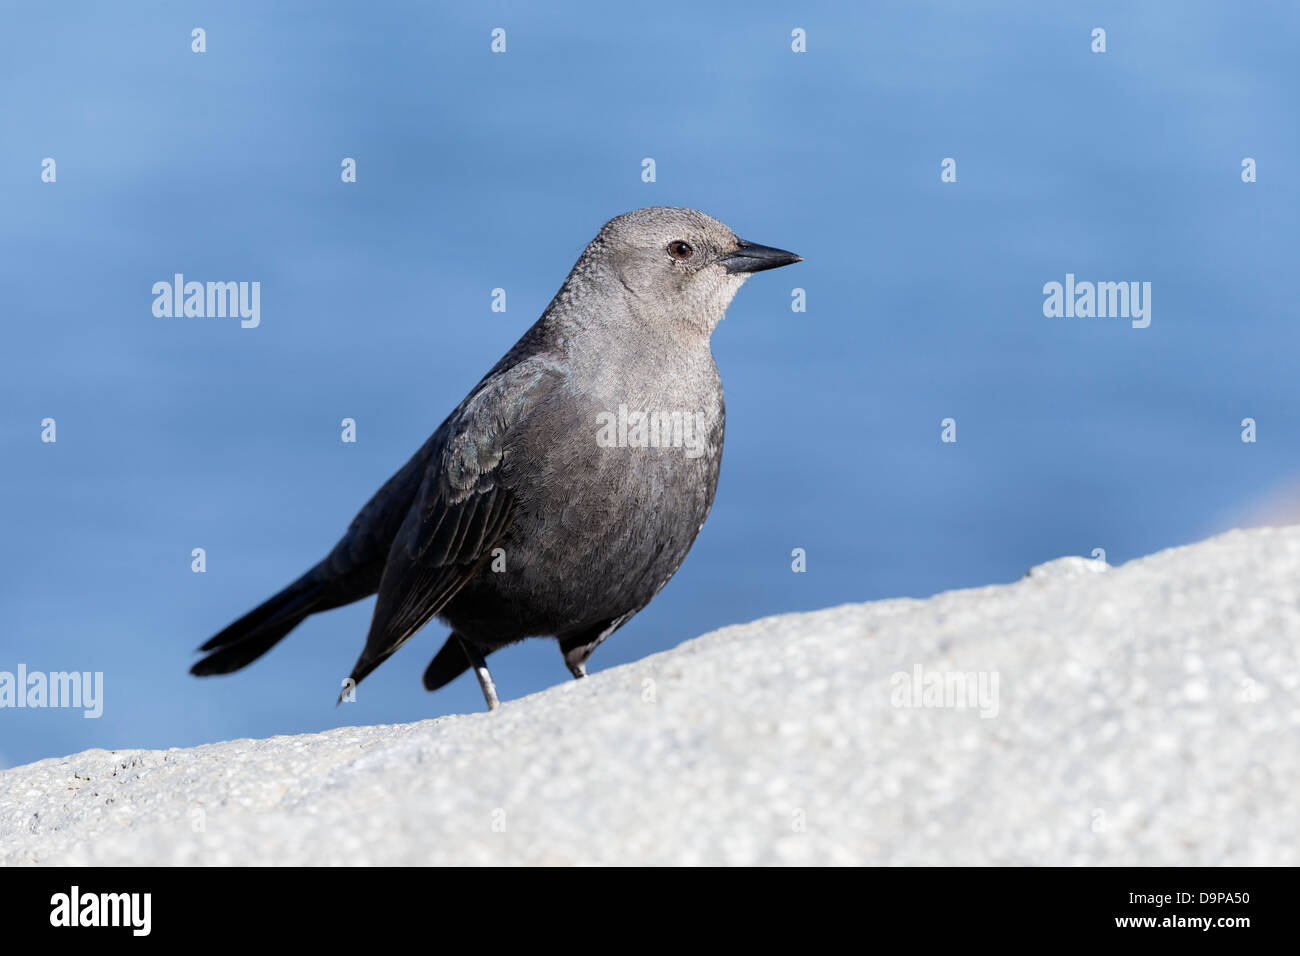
[191, 207, 801, 708]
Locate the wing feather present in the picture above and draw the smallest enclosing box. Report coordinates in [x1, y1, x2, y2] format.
[341, 360, 557, 691]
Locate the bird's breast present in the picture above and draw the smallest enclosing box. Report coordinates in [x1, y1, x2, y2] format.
[488, 364, 725, 623]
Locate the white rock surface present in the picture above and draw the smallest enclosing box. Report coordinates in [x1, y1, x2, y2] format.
[3, 527, 1298, 865]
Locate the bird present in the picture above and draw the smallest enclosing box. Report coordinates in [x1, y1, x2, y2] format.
[191, 207, 801, 710]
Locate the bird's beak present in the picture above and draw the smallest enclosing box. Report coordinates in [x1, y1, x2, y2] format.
[718, 240, 803, 275]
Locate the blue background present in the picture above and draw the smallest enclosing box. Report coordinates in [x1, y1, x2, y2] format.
[2, 1, 1297, 768]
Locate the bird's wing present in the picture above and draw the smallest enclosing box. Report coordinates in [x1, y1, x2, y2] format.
[343, 358, 559, 690]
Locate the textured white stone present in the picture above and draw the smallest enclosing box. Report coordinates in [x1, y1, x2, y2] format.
[3, 526, 1297, 865]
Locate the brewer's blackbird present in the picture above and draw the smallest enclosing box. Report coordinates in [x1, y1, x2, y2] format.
[191, 207, 801, 709]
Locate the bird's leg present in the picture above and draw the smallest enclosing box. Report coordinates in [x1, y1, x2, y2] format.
[456, 634, 500, 711]
[560, 618, 628, 681]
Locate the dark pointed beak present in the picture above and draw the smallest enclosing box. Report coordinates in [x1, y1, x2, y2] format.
[718, 239, 803, 275]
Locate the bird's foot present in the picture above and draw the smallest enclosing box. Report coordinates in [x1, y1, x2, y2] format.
[456, 634, 501, 711]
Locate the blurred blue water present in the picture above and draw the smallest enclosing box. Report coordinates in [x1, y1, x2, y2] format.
[2, 0, 1297, 767]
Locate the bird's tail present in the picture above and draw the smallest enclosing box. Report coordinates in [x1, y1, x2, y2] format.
[422, 632, 473, 691]
[190, 571, 328, 676]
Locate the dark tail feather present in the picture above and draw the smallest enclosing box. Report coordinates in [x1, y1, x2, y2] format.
[191, 574, 326, 676]
[422, 633, 472, 691]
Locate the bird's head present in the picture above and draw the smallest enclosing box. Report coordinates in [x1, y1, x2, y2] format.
[585, 207, 802, 333]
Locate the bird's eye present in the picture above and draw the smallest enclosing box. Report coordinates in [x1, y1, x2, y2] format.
[667, 240, 694, 260]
